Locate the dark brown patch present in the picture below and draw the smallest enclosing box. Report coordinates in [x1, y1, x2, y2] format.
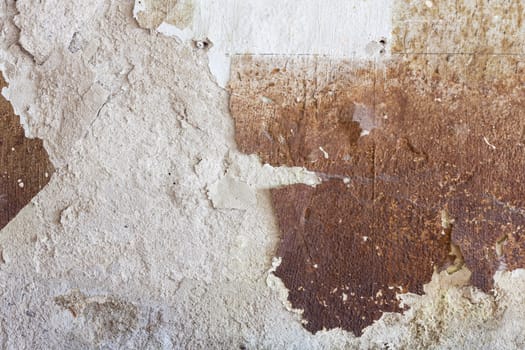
[229, 54, 525, 335]
[0, 74, 53, 230]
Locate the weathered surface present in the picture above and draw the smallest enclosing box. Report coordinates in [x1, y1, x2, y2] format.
[3, 0, 525, 347]
[0, 74, 53, 230]
[392, 0, 524, 55]
[229, 54, 525, 335]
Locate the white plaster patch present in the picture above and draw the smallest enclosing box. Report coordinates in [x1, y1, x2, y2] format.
[352, 103, 378, 136]
[208, 176, 256, 210]
[224, 152, 322, 189]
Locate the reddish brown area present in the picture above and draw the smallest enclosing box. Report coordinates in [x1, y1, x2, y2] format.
[229, 55, 525, 335]
[0, 74, 53, 230]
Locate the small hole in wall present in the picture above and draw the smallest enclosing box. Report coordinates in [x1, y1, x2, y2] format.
[379, 37, 387, 55]
[193, 38, 213, 50]
[304, 207, 312, 220]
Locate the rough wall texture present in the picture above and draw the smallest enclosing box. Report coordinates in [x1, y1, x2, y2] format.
[1, 0, 525, 349]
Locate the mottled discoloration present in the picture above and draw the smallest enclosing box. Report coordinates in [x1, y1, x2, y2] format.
[56, 290, 139, 342]
[392, 0, 524, 55]
[0, 74, 53, 230]
[229, 51, 525, 335]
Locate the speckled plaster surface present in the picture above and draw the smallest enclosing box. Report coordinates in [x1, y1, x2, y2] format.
[1, 0, 525, 349]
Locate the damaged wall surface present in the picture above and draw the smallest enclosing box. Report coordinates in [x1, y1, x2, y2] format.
[0, 75, 53, 230]
[230, 54, 525, 336]
[1, 0, 525, 349]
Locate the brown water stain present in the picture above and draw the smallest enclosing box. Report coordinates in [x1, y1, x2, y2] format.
[229, 52, 525, 335]
[0, 74, 53, 230]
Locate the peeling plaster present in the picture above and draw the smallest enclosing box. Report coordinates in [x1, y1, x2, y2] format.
[1, 0, 525, 348]
[230, 52, 525, 335]
[0, 74, 53, 230]
[228, 0, 525, 338]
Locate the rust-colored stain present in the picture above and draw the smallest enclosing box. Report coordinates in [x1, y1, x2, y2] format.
[0, 74, 53, 230]
[229, 52, 525, 335]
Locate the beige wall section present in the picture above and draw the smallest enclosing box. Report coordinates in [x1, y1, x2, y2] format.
[0, 0, 525, 348]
